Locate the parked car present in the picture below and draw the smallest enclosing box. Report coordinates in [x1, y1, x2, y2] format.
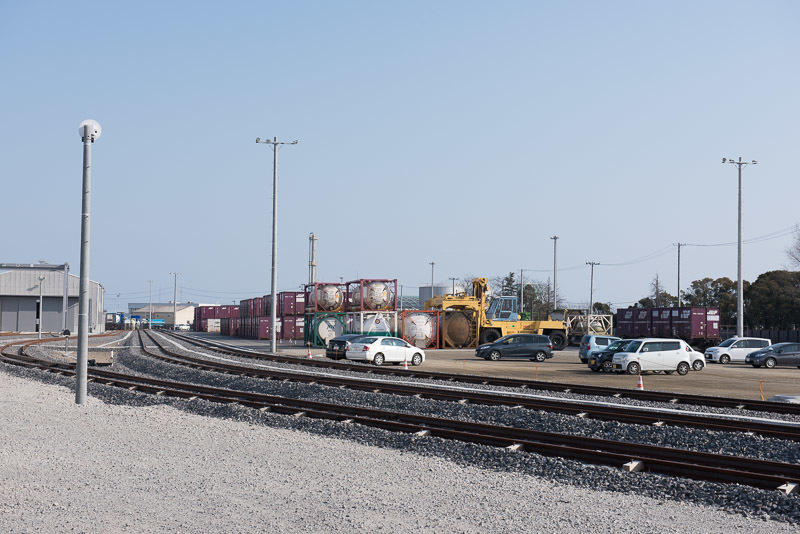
[588, 339, 633, 372]
[611, 338, 700, 375]
[346, 336, 426, 366]
[578, 334, 621, 363]
[745, 343, 800, 369]
[475, 334, 553, 362]
[326, 334, 367, 360]
[705, 337, 771, 364]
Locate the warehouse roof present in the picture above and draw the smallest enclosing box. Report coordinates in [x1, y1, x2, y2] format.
[0, 267, 103, 298]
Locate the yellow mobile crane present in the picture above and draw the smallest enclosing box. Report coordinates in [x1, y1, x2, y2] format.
[425, 278, 568, 350]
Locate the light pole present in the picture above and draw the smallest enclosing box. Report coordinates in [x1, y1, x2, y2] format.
[430, 262, 435, 301]
[76, 119, 100, 405]
[550, 235, 559, 311]
[170, 272, 179, 329]
[723, 156, 757, 337]
[675, 243, 686, 307]
[586, 261, 600, 333]
[256, 136, 299, 354]
[449, 277, 457, 295]
[148, 280, 154, 328]
[37, 276, 45, 339]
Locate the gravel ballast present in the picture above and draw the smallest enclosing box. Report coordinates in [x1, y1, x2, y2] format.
[97, 337, 800, 467]
[1, 366, 798, 533]
[163, 332, 800, 422]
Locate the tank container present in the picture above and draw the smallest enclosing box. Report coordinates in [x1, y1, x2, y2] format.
[401, 310, 439, 348]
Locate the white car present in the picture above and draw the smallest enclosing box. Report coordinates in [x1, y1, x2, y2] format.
[346, 336, 426, 366]
[705, 337, 771, 364]
[612, 338, 702, 375]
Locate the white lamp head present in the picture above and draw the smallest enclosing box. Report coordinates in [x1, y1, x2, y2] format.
[78, 119, 102, 142]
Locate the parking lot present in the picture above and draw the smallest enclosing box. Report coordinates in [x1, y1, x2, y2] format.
[196, 334, 800, 400]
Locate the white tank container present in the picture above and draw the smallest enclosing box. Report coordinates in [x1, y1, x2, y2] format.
[402, 312, 435, 347]
[309, 284, 343, 311]
[315, 316, 344, 344]
[351, 281, 391, 310]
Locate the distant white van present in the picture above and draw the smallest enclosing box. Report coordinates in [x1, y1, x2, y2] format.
[612, 338, 701, 375]
[704, 337, 771, 364]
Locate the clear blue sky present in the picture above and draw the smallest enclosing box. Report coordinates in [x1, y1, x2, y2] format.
[2, 1, 798, 310]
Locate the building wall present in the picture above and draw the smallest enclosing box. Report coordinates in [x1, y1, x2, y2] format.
[0, 268, 103, 333]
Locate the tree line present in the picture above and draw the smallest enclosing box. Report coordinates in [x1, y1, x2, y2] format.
[633, 270, 800, 329]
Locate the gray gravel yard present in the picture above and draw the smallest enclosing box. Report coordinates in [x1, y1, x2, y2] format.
[2, 354, 800, 532]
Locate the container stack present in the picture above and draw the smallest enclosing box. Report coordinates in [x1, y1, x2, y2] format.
[344, 279, 399, 339]
[615, 306, 720, 343]
[237, 292, 306, 341]
[304, 282, 347, 347]
[194, 305, 239, 333]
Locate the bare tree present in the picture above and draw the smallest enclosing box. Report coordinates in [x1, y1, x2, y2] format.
[787, 226, 800, 269]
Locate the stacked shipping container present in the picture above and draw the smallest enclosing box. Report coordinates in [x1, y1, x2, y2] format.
[193, 305, 239, 332]
[236, 292, 305, 340]
[615, 306, 720, 345]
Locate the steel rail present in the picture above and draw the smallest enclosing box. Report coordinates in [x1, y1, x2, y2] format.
[0, 334, 798, 494]
[165, 331, 800, 416]
[149, 331, 800, 440]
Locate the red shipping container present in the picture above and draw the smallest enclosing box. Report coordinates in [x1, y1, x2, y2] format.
[257, 317, 282, 340]
[279, 292, 305, 316]
[652, 308, 671, 337]
[633, 309, 651, 337]
[615, 308, 635, 338]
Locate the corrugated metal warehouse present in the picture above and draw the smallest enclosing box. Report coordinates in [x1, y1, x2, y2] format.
[0, 264, 105, 333]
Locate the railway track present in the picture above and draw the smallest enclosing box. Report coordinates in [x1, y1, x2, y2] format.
[1, 334, 798, 494]
[142, 330, 800, 441]
[165, 331, 800, 416]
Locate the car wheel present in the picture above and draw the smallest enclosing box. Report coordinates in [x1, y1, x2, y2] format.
[601, 361, 613, 373]
[411, 353, 423, 366]
[765, 357, 776, 369]
[372, 353, 385, 366]
[719, 354, 730, 364]
[488, 350, 501, 361]
[677, 362, 690, 375]
[534, 351, 547, 362]
[692, 360, 704, 371]
[626, 361, 640, 375]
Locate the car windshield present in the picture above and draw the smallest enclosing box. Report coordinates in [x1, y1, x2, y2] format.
[768, 343, 789, 351]
[608, 339, 628, 351]
[622, 340, 642, 353]
[718, 338, 737, 347]
[494, 336, 512, 344]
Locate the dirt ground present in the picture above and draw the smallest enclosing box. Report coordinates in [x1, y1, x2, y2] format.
[191, 333, 800, 400]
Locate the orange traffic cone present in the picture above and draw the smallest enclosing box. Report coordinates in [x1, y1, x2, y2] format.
[402, 355, 408, 370]
[306, 344, 313, 359]
[636, 374, 644, 390]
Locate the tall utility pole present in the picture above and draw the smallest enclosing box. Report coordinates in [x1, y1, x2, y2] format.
[519, 269, 524, 316]
[550, 235, 559, 311]
[116, 293, 120, 315]
[723, 156, 756, 337]
[76, 119, 100, 405]
[308, 233, 318, 285]
[256, 136, 299, 354]
[654, 274, 660, 307]
[148, 280, 154, 328]
[170, 272, 179, 329]
[586, 261, 600, 331]
[430, 262, 435, 301]
[37, 276, 45, 339]
[675, 243, 686, 307]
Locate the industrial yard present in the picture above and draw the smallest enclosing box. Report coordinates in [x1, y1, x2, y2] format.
[4, 2, 800, 533]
